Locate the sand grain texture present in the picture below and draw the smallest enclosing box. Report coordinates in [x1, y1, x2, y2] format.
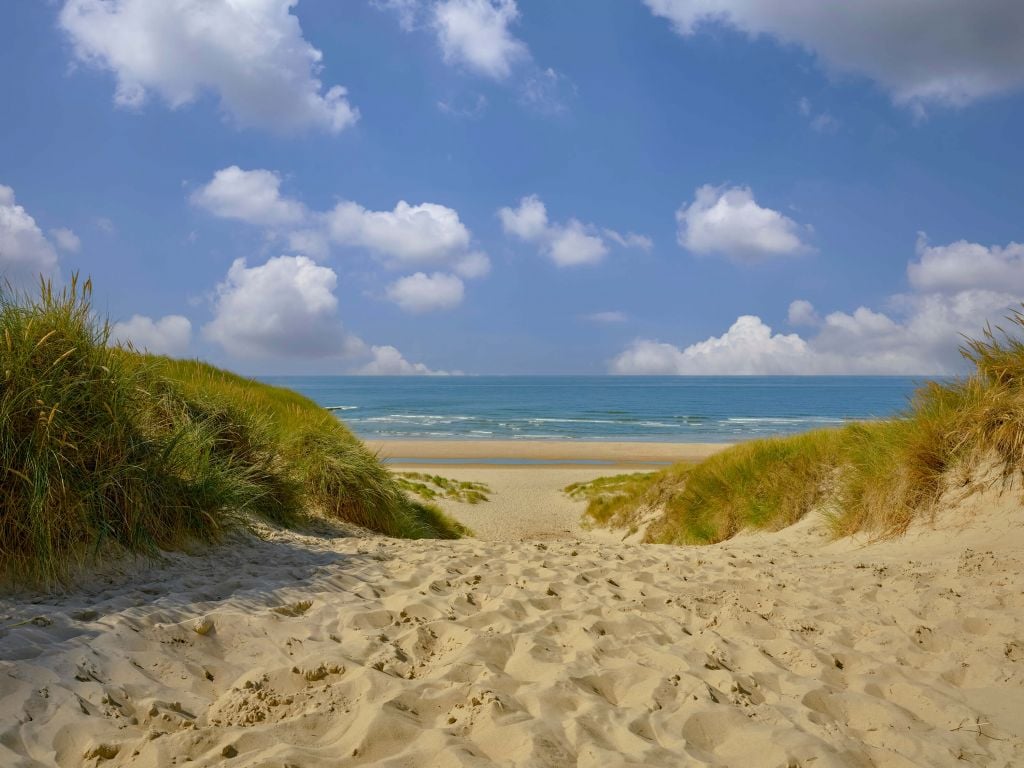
[2, 481, 1023, 767]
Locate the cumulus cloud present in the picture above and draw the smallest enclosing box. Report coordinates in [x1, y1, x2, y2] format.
[357, 345, 459, 375]
[498, 194, 549, 240]
[50, 227, 81, 252]
[787, 299, 819, 326]
[612, 316, 812, 375]
[499, 194, 649, 267]
[385, 272, 465, 313]
[644, 0, 1024, 110]
[190, 166, 305, 226]
[548, 221, 608, 267]
[0, 184, 60, 287]
[203, 255, 363, 359]
[379, 0, 571, 114]
[613, 237, 1024, 375]
[677, 185, 809, 262]
[909, 233, 1024, 294]
[326, 200, 477, 269]
[192, 168, 487, 273]
[110, 314, 191, 355]
[59, 0, 358, 134]
[432, 0, 528, 79]
[191, 168, 490, 305]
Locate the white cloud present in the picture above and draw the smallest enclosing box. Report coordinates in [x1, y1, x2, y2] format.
[644, 0, 1024, 109]
[787, 299, 819, 326]
[357, 345, 459, 375]
[584, 311, 628, 324]
[612, 237, 1024, 375]
[454, 251, 491, 278]
[677, 184, 809, 262]
[548, 221, 608, 267]
[499, 194, 649, 267]
[110, 314, 191, 355]
[327, 200, 474, 268]
[432, 0, 528, 79]
[612, 316, 812, 375]
[381, 0, 570, 114]
[386, 271, 465, 313]
[603, 229, 654, 251]
[909, 234, 1024, 295]
[95, 217, 115, 234]
[0, 184, 60, 288]
[192, 168, 491, 279]
[190, 166, 305, 226]
[498, 194, 549, 240]
[203, 255, 363, 359]
[60, 0, 358, 134]
[50, 227, 81, 253]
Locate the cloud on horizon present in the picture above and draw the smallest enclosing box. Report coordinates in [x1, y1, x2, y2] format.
[612, 236, 1024, 375]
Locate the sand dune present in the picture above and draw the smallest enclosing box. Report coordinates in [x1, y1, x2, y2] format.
[2, 472, 1023, 767]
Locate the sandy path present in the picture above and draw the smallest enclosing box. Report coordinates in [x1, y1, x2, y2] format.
[2, 495, 1023, 767]
[391, 466, 618, 541]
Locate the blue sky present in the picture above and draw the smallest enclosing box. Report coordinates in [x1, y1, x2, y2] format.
[2, 1, 1023, 375]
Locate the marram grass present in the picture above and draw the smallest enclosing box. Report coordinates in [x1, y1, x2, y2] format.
[0, 278, 464, 584]
[574, 310, 1024, 545]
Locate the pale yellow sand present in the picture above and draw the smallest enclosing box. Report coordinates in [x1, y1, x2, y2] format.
[2, 468, 1023, 766]
[367, 439, 728, 466]
[392, 466, 621, 541]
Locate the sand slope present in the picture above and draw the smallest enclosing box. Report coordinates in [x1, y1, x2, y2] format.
[2, 486, 1023, 766]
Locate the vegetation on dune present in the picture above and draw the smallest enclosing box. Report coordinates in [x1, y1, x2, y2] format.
[575, 312, 1024, 545]
[0, 278, 464, 584]
[395, 472, 491, 504]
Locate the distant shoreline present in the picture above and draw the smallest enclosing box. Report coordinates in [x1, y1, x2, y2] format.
[366, 439, 729, 468]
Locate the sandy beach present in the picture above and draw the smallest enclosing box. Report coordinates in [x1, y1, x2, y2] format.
[367, 440, 728, 467]
[2, 446, 1023, 767]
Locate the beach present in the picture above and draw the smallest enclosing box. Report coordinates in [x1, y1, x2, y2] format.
[367, 439, 728, 467]
[2, 441, 1023, 767]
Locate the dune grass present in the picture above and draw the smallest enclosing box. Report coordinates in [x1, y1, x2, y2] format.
[0, 278, 465, 584]
[576, 312, 1024, 545]
[395, 472, 491, 504]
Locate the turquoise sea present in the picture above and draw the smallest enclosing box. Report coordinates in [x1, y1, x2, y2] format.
[260, 376, 929, 443]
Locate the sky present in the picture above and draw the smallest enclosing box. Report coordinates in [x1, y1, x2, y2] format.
[1, 0, 1024, 376]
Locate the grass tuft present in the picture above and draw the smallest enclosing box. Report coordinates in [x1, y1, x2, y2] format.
[395, 472, 491, 504]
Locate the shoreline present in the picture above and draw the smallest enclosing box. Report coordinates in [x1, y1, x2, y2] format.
[365, 439, 729, 467]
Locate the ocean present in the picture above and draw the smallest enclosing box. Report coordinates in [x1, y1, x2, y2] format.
[259, 376, 928, 443]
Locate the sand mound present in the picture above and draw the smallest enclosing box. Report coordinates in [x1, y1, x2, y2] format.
[2, 490, 1023, 766]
